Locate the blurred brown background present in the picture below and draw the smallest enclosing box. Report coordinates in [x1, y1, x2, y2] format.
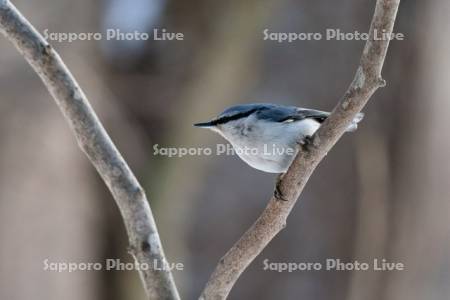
[1, 0, 449, 299]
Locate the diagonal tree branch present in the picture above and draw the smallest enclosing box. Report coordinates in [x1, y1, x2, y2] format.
[0, 1, 180, 299]
[200, 0, 400, 299]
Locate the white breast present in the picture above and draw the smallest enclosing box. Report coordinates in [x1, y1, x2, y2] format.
[218, 117, 321, 173]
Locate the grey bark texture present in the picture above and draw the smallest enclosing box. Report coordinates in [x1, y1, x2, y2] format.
[200, 0, 400, 299]
[0, 1, 180, 299]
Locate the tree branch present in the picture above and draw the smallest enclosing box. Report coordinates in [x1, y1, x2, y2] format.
[200, 0, 400, 299]
[0, 1, 180, 299]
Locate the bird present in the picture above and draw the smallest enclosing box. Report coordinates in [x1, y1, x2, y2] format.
[194, 103, 364, 174]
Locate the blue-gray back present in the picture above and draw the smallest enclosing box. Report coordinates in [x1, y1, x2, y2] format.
[218, 103, 329, 124]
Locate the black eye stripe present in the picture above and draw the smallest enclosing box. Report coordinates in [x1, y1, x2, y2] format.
[213, 108, 259, 125]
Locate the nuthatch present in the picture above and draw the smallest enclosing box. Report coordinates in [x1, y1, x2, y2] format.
[195, 103, 363, 172]
[194, 103, 363, 199]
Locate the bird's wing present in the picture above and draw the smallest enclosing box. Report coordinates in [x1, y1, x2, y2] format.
[289, 108, 330, 123]
[256, 105, 330, 123]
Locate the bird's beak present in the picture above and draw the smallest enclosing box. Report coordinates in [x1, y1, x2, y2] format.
[193, 121, 215, 128]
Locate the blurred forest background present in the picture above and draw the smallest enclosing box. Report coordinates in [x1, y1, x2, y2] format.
[1, 0, 449, 299]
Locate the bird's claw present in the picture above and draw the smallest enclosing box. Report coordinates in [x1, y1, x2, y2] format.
[297, 135, 313, 151]
[274, 174, 288, 201]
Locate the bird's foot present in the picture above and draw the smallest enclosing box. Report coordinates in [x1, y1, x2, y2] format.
[297, 135, 314, 151]
[274, 173, 288, 201]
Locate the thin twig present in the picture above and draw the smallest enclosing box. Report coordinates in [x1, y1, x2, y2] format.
[200, 0, 400, 299]
[0, 1, 180, 299]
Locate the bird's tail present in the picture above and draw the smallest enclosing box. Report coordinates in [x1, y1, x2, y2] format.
[346, 112, 364, 132]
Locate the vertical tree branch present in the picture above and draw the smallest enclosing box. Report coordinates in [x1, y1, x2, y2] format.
[200, 0, 400, 299]
[0, 1, 180, 299]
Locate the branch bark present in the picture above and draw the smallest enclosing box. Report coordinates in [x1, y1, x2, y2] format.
[0, 1, 180, 299]
[200, 0, 400, 299]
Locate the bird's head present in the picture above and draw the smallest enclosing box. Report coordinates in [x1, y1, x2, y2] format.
[194, 104, 264, 137]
